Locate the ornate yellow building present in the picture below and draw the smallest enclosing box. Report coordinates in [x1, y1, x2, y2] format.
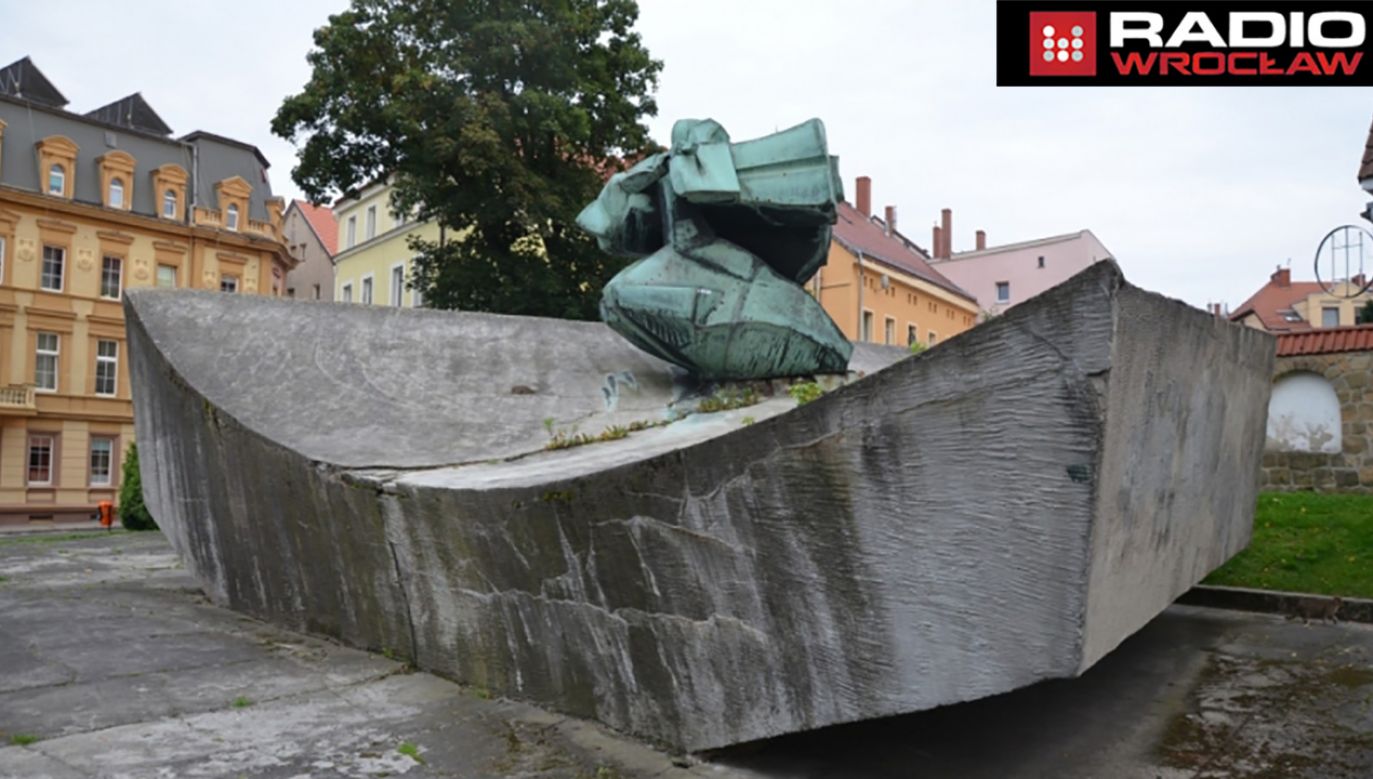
[0, 57, 294, 524]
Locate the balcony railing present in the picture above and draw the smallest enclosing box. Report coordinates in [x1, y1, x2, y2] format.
[191, 207, 282, 243]
[0, 384, 37, 415]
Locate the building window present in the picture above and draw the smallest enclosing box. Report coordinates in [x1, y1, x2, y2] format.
[861, 310, 873, 342]
[156, 264, 177, 288]
[996, 281, 1010, 303]
[313, 283, 321, 300]
[225, 204, 239, 231]
[40, 246, 64, 291]
[95, 340, 118, 396]
[272, 267, 282, 296]
[361, 276, 374, 305]
[928, 331, 938, 345]
[1037, 256, 1046, 269]
[366, 206, 377, 240]
[907, 324, 918, 346]
[89, 438, 114, 487]
[391, 264, 404, 306]
[47, 164, 65, 196]
[341, 283, 353, 303]
[412, 285, 424, 308]
[163, 189, 177, 218]
[35, 332, 59, 392]
[109, 178, 124, 209]
[884, 317, 896, 346]
[221, 275, 239, 293]
[100, 256, 123, 300]
[346, 216, 356, 248]
[0, 236, 6, 284]
[27, 435, 55, 486]
[1322, 306, 1340, 328]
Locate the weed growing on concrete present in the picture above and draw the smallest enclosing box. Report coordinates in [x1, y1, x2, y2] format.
[9, 734, 38, 746]
[697, 386, 759, 413]
[231, 696, 253, 709]
[397, 741, 425, 764]
[909, 341, 927, 355]
[546, 423, 652, 451]
[788, 382, 824, 405]
[626, 419, 669, 432]
[741, 416, 756, 426]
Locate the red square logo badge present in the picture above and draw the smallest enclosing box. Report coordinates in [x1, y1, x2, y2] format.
[1028, 12, 1096, 76]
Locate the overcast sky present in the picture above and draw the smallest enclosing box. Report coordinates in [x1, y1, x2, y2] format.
[4, 1, 1371, 310]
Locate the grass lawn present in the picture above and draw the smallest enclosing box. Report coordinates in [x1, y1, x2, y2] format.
[1205, 491, 1373, 599]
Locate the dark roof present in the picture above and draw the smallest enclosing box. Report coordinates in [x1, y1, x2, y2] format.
[1230, 273, 1323, 332]
[288, 200, 339, 256]
[1277, 325, 1373, 356]
[84, 93, 172, 136]
[0, 57, 66, 108]
[831, 201, 976, 304]
[0, 61, 279, 223]
[179, 130, 271, 169]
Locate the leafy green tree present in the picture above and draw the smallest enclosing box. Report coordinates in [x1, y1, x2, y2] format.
[118, 442, 157, 531]
[1358, 299, 1373, 325]
[273, 0, 663, 320]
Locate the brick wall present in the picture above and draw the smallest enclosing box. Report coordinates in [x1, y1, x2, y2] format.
[1261, 351, 1373, 493]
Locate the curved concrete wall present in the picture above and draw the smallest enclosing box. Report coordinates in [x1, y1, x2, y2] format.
[125, 262, 1274, 751]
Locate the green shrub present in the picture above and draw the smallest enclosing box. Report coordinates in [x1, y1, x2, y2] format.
[118, 442, 158, 531]
[908, 341, 927, 355]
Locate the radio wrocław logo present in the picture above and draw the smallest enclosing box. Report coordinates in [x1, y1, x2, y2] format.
[998, 1, 1373, 85]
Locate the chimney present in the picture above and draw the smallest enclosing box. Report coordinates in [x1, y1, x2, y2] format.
[1354, 273, 1367, 289]
[885, 206, 897, 235]
[1271, 265, 1291, 288]
[975, 230, 987, 251]
[932, 225, 943, 259]
[940, 208, 953, 259]
[856, 176, 872, 217]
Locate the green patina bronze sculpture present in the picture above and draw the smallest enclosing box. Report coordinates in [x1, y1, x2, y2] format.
[577, 118, 853, 380]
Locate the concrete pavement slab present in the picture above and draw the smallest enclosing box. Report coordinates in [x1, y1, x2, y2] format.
[4, 531, 1373, 777]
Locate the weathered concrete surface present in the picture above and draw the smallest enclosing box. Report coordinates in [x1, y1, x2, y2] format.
[7, 534, 1372, 778]
[715, 604, 1373, 778]
[125, 261, 1275, 752]
[0, 533, 732, 778]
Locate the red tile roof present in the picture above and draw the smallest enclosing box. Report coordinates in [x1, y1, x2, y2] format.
[1229, 272, 1322, 332]
[292, 200, 338, 256]
[1276, 325, 1373, 356]
[832, 202, 976, 304]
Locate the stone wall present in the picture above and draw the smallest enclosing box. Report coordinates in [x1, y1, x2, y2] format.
[1261, 351, 1373, 493]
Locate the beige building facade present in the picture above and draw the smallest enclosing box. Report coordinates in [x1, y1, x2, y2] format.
[0, 57, 293, 523]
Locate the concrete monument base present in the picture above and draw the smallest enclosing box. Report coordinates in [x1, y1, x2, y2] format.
[125, 261, 1274, 752]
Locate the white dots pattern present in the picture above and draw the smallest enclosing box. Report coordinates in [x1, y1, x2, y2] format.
[1041, 21, 1086, 66]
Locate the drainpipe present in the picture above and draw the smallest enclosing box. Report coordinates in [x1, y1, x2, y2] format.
[856, 250, 864, 340]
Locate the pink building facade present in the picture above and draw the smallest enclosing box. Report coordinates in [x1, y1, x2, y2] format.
[930, 229, 1113, 317]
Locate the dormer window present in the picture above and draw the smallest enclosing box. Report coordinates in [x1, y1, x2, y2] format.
[47, 164, 65, 196]
[109, 178, 124, 209]
[210, 176, 252, 233]
[152, 164, 187, 221]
